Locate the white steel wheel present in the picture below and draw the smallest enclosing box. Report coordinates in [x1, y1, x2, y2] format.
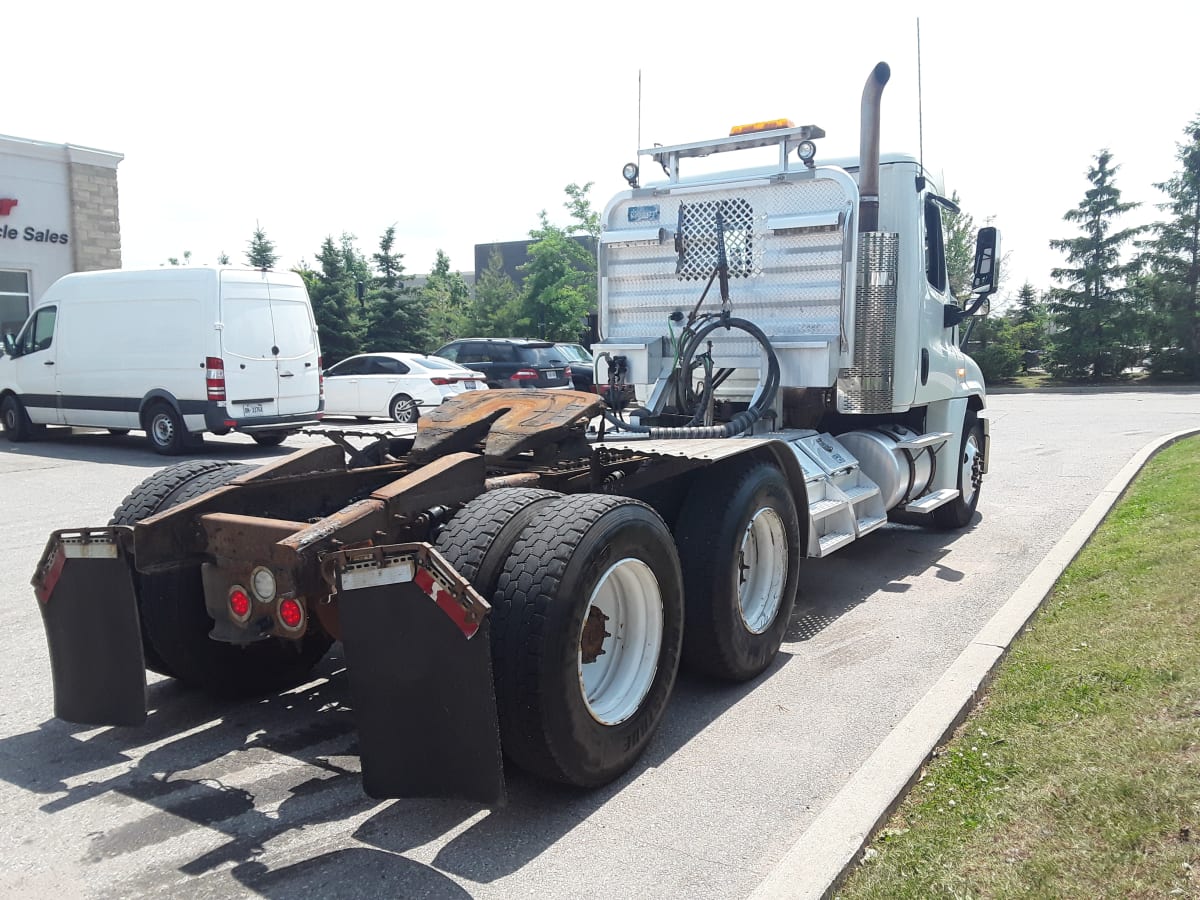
[578, 558, 664, 726]
[673, 460, 802, 681]
[737, 507, 789, 634]
[960, 430, 983, 507]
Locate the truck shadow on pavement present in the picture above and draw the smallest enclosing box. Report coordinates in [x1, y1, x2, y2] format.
[0, 516, 978, 895]
[786, 518, 975, 643]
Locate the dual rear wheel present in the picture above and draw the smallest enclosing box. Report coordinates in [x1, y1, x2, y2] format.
[433, 459, 801, 788]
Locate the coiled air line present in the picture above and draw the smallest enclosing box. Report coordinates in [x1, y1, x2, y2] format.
[603, 314, 781, 440]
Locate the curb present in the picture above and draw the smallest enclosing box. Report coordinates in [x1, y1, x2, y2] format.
[748, 427, 1200, 900]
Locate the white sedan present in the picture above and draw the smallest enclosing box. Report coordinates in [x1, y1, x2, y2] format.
[322, 352, 488, 423]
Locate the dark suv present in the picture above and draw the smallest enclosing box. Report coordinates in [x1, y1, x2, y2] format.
[434, 339, 573, 390]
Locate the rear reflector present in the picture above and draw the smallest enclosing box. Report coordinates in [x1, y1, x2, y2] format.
[206, 356, 226, 401]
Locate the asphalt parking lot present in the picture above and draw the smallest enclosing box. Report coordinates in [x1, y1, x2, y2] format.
[1, 393, 1199, 899]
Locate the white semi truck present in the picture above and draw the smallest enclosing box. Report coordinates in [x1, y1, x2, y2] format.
[31, 61, 998, 805]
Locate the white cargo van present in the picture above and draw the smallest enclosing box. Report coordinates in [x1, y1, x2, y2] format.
[0, 267, 324, 453]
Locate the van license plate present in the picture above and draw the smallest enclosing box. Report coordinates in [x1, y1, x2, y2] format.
[242, 403, 264, 415]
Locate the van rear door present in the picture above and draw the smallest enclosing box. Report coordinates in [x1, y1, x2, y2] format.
[218, 271, 320, 420]
[263, 277, 320, 415]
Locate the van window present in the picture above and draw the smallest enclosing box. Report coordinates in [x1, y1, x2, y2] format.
[16, 306, 56, 356]
[222, 296, 275, 358]
[271, 300, 317, 357]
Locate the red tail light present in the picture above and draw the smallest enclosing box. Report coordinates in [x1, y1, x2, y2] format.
[206, 356, 226, 401]
[430, 377, 453, 386]
[228, 587, 251, 621]
[278, 597, 304, 630]
[512, 369, 539, 380]
[565, 366, 573, 379]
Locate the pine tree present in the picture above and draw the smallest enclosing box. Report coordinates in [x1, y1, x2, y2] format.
[1047, 151, 1146, 379]
[246, 223, 280, 269]
[362, 226, 427, 353]
[1137, 119, 1200, 377]
[466, 247, 521, 336]
[421, 250, 471, 348]
[303, 235, 363, 364]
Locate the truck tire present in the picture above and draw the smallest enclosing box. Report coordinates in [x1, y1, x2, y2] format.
[1, 395, 32, 442]
[674, 460, 801, 681]
[932, 411, 984, 530]
[144, 401, 199, 455]
[389, 394, 419, 424]
[110, 460, 255, 676]
[433, 487, 562, 598]
[492, 494, 684, 787]
[112, 461, 332, 693]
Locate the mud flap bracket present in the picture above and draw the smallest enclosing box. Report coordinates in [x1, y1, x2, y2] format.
[32, 527, 147, 726]
[326, 542, 505, 805]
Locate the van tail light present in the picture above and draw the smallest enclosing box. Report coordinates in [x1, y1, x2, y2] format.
[430, 377, 453, 386]
[206, 356, 226, 401]
[512, 369, 539, 381]
[318, 356, 324, 399]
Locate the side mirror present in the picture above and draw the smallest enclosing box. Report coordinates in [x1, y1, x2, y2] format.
[2, 335, 15, 357]
[971, 226, 1000, 298]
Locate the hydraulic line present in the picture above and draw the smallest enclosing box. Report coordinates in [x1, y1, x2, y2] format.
[603, 315, 780, 440]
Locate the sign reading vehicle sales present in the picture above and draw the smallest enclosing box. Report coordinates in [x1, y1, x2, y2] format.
[0, 198, 69, 244]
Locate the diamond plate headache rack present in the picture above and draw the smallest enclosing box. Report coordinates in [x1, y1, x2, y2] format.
[319, 542, 490, 639]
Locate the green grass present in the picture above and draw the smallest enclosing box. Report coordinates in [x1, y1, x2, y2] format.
[837, 436, 1200, 900]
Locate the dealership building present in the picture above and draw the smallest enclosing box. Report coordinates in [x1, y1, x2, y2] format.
[0, 134, 123, 340]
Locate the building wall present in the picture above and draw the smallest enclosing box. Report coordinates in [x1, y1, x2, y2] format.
[0, 135, 122, 338]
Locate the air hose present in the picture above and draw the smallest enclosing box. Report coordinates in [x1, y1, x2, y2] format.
[603, 315, 780, 440]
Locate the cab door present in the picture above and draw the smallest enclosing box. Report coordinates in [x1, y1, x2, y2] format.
[10, 305, 62, 424]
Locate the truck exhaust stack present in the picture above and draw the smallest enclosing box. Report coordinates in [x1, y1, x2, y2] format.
[858, 61, 891, 233]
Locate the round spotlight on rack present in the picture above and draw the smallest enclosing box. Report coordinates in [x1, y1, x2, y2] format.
[622, 162, 639, 188]
[796, 140, 817, 167]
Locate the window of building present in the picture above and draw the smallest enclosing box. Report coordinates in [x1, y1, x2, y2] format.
[0, 270, 31, 343]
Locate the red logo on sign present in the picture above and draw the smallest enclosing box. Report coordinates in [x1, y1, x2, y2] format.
[0, 199, 17, 216]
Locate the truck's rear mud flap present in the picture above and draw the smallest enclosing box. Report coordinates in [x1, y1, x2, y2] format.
[330, 544, 505, 805]
[33, 529, 147, 726]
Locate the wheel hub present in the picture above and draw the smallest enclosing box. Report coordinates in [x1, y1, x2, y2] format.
[577, 558, 663, 726]
[737, 507, 788, 634]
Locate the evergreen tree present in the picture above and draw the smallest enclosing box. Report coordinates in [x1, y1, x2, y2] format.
[466, 247, 521, 336]
[217, 251, 231, 265]
[362, 226, 427, 353]
[1137, 119, 1200, 377]
[421, 250, 471, 348]
[303, 234, 363, 364]
[246, 223, 280, 269]
[1047, 151, 1146, 379]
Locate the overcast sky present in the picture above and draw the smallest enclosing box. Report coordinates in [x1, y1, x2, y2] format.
[7, 0, 1198, 302]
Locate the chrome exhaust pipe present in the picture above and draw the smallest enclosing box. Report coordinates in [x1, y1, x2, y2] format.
[858, 62, 891, 233]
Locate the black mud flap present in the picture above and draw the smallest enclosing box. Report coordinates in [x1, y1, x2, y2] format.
[329, 543, 505, 805]
[32, 528, 147, 727]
